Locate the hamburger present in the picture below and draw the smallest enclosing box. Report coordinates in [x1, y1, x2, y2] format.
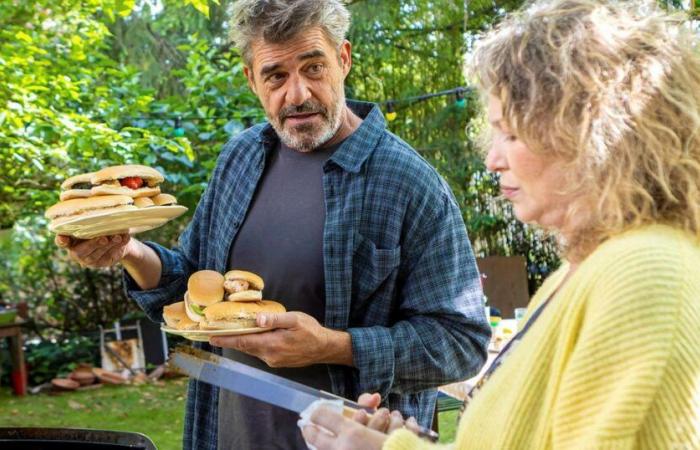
[60, 172, 96, 201]
[184, 270, 226, 323]
[200, 300, 286, 330]
[224, 270, 264, 302]
[91, 164, 164, 198]
[45, 195, 136, 227]
[162, 301, 199, 330]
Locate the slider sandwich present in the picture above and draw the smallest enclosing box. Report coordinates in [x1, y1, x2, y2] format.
[200, 300, 286, 330]
[45, 195, 136, 227]
[163, 301, 199, 330]
[224, 270, 264, 301]
[60, 172, 96, 201]
[91, 164, 163, 198]
[184, 270, 226, 323]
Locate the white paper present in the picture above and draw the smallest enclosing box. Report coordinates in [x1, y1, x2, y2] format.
[297, 398, 344, 450]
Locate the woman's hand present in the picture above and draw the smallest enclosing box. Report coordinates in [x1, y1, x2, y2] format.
[352, 393, 422, 435]
[301, 405, 388, 450]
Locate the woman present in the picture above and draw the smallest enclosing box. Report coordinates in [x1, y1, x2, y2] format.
[301, 0, 700, 448]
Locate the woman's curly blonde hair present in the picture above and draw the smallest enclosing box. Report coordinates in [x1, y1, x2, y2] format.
[471, 0, 700, 260]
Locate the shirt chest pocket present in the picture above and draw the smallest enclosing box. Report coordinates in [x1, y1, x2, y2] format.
[351, 232, 401, 310]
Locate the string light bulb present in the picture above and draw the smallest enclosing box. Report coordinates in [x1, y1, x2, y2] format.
[173, 116, 185, 137]
[385, 102, 397, 122]
[455, 88, 466, 109]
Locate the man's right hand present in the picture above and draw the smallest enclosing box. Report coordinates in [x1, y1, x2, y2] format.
[55, 233, 132, 268]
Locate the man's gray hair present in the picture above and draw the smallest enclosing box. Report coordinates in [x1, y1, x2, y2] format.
[229, 0, 351, 67]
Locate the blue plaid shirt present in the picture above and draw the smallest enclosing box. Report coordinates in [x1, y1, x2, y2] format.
[125, 101, 490, 450]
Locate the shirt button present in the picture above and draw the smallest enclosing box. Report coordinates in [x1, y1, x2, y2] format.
[233, 221, 240, 228]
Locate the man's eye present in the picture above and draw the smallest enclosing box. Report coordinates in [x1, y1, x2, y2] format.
[308, 63, 324, 74]
[267, 73, 285, 83]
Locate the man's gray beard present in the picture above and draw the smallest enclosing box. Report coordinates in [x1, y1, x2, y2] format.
[272, 98, 344, 153]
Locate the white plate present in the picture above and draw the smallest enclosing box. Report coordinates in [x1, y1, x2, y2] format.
[49, 205, 188, 239]
[161, 325, 268, 342]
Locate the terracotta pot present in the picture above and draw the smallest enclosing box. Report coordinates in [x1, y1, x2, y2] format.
[92, 367, 126, 385]
[69, 370, 96, 386]
[51, 378, 80, 391]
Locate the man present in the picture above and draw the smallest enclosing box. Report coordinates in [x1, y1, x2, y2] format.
[56, 1, 490, 449]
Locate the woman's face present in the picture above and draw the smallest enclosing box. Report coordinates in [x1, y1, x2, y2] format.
[485, 96, 571, 230]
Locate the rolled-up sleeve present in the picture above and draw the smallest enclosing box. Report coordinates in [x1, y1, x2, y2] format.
[348, 189, 490, 397]
[123, 164, 216, 323]
[123, 242, 194, 323]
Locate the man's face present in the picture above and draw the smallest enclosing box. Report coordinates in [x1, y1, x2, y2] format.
[244, 27, 352, 152]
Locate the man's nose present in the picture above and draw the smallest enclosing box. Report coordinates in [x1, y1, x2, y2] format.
[285, 74, 312, 106]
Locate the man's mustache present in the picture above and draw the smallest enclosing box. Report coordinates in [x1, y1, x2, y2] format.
[279, 101, 328, 122]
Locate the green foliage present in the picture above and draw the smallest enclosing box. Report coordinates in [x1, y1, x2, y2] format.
[347, 0, 560, 289]
[0, 0, 261, 336]
[4, 0, 693, 339]
[1, 335, 99, 386]
[0, 379, 188, 450]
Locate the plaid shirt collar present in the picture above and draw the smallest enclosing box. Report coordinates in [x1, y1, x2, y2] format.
[255, 100, 384, 173]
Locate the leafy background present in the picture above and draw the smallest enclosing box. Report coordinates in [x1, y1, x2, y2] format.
[1, 0, 695, 382]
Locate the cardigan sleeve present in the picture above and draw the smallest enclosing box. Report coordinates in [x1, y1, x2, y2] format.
[383, 429, 453, 450]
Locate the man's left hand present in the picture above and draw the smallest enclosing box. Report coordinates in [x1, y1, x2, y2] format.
[209, 311, 353, 368]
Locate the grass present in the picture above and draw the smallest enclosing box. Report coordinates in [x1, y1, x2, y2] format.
[0, 378, 187, 450]
[0, 378, 460, 448]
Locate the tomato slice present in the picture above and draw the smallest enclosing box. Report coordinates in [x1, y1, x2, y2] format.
[120, 177, 144, 189]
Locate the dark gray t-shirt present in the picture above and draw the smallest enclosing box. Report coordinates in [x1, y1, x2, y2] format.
[217, 141, 337, 450]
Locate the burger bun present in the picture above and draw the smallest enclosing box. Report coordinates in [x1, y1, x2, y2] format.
[201, 300, 285, 330]
[187, 270, 225, 307]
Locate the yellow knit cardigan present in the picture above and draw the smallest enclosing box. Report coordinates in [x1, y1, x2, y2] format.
[384, 225, 700, 450]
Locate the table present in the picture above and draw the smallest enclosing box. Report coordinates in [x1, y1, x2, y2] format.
[0, 320, 28, 396]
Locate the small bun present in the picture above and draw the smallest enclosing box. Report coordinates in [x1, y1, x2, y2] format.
[227, 290, 263, 302]
[152, 193, 177, 206]
[45, 195, 134, 219]
[187, 270, 225, 306]
[92, 165, 164, 184]
[59, 189, 93, 201]
[91, 185, 161, 198]
[163, 301, 188, 328]
[61, 172, 95, 190]
[204, 300, 286, 321]
[224, 270, 264, 290]
[134, 197, 155, 208]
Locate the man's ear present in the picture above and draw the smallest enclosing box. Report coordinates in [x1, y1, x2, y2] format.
[244, 66, 257, 94]
[339, 40, 352, 79]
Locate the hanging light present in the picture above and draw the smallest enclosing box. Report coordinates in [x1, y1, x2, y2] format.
[385, 102, 397, 122]
[173, 116, 185, 137]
